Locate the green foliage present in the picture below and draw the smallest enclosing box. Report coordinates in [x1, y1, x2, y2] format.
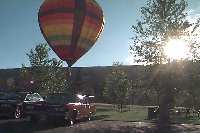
[131, 0, 191, 64]
[179, 61, 200, 109]
[26, 44, 50, 67]
[103, 63, 130, 108]
[21, 43, 70, 95]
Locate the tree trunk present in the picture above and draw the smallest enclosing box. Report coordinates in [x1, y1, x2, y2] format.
[120, 103, 123, 112]
[131, 93, 135, 105]
[158, 87, 172, 133]
[156, 91, 160, 106]
[157, 65, 174, 133]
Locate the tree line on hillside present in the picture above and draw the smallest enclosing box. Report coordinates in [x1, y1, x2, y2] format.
[103, 61, 200, 111]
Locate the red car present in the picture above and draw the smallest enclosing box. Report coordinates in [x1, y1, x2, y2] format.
[66, 94, 96, 125]
[16, 93, 96, 125]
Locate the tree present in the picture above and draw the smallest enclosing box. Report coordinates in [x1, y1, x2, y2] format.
[131, 0, 191, 64]
[130, 0, 199, 132]
[103, 63, 130, 112]
[21, 43, 70, 95]
[182, 61, 200, 110]
[127, 80, 138, 105]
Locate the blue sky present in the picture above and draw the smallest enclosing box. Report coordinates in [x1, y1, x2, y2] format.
[0, 0, 199, 69]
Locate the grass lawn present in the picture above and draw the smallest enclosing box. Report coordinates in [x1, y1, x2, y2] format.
[95, 103, 200, 125]
[95, 103, 148, 122]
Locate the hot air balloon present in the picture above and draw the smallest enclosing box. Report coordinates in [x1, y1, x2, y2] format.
[38, 0, 104, 67]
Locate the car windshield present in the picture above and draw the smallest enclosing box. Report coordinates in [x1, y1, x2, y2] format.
[24, 93, 44, 102]
[0, 93, 20, 100]
[46, 94, 74, 104]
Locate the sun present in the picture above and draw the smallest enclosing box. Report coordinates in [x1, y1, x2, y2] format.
[164, 39, 189, 60]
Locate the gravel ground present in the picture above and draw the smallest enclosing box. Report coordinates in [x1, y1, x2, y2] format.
[66, 120, 200, 133]
[66, 120, 155, 133]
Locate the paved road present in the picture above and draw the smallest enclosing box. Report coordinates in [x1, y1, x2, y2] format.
[1, 117, 200, 133]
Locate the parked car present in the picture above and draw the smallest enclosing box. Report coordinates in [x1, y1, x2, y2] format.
[18, 93, 96, 125]
[67, 94, 96, 124]
[0, 91, 27, 118]
[15, 92, 44, 119]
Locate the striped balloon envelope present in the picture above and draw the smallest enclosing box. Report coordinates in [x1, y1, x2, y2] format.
[38, 0, 104, 67]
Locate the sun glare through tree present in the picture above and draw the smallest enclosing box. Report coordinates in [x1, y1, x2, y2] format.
[164, 39, 190, 61]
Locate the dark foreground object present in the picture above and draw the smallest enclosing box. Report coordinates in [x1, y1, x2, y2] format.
[0, 91, 27, 118]
[1, 118, 200, 133]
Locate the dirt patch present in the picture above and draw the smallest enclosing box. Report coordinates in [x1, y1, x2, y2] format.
[64, 120, 200, 133]
[67, 120, 155, 133]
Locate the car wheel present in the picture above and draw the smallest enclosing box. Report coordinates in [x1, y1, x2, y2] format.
[88, 112, 92, 121]
[15, 107, 22, 119]
[66, 111, 77, 126]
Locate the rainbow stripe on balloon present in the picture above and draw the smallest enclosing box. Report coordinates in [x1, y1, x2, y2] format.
[38, 0, 104, 66]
